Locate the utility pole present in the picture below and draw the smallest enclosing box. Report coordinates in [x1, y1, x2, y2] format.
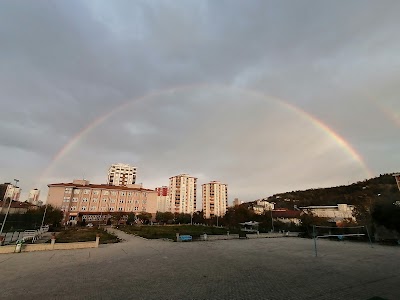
[270, 209, 274, 232]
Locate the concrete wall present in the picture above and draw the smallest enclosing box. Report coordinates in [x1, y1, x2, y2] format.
[0, 236, 99, 254]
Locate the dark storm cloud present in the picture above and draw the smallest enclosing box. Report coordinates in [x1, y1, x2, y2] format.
[1, 0, 399, 202]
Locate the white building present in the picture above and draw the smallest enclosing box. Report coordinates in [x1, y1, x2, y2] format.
[107, 163, 137, 186]
[253, 200, 275, 215]
[169, 174, 197, 214]
[28, 188, 40, 205]
[300, 204, 355, 222]
[202, 181, 228, 219]
[156, 186, 171, 213]
[1, 183, 21, 201]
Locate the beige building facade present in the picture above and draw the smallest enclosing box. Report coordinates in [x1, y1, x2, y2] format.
[202, 181, 228, 219]
[155, 186, 172, 213]
[28, 188, 40, 205]
[47, 179, 157, 224]
[107, 163, 137, 186]
[169, 174, 197, 214]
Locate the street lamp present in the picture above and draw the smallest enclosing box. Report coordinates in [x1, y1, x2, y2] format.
[0, 179, 19, 238]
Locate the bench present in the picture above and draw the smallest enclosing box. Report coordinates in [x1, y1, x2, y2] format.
[179, 235, 192, 242]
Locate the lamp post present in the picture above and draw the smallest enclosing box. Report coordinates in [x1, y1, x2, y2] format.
[270, 209, 274, 232]
[41, 204, 48, 228]
[0, 179, 19, 238]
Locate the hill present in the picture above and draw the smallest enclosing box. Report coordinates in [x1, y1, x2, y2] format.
[263, 173, 400, 209]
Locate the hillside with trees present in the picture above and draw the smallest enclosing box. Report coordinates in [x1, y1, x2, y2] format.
[264, 173, 399, 210]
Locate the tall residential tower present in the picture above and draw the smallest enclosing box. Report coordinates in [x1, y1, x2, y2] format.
[202, 181, 228, 219]
[107, 163, 137, 186]
[169, 174, 197, 214]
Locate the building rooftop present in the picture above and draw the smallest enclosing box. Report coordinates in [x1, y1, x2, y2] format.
[48, 182, 155, 192]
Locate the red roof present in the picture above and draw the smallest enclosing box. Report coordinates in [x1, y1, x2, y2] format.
[48, 182, 156, 192]
[272, 209, 301, 218]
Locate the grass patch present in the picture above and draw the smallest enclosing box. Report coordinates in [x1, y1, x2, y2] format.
[55, 228, 119, 244]
[119, 225, 228, 240]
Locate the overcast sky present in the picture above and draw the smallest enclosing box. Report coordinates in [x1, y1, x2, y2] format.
[1, 0, 399, 206]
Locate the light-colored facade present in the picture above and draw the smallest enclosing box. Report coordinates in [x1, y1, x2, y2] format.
[300, 204, 355, 222]
[47, 179, 157, 224]
[232, 198, 243, 206]
[28, 189, 40, 205]
[0, 183, 21, 201]
[253, 200, 275, 215]
[169, 174, 197, 214]
[156, 186, 171, 213]
[202, 181, 228, 219]
[393, 173, 400, 191]
[107, 163, 137, 186]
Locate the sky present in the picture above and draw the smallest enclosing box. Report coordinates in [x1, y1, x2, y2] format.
[1, 0, 399, 206]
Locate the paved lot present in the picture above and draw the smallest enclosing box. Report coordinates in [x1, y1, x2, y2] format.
[0, 229, 399, 300]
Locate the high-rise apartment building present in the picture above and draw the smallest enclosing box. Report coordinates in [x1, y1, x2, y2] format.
[169, 174, 197, 214]
[28, 188, 40, 205]
[0, 183, 21, 201]
[107, 163, 136, 186]
[155, 186, 171, 213]
[47, 179, 157, 224]
[202, 181, 228, 219]
[232, 198, 243, 206]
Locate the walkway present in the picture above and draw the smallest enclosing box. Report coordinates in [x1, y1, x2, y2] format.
[0, 233, 399, 299]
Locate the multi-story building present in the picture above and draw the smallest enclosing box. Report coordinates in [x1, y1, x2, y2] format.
[202, 181, 228, 219]
[169, 174, 197, 214]
[300, 204, 355, 222]
[0, 183, 21, 201]
[155, 186, 171, 213]
[28, 188, 40, 205]
[232, 198, 243, 206]
[47, 179, 157, 224]
[253, 200, 275, 215]
[107, 163, 137, 186]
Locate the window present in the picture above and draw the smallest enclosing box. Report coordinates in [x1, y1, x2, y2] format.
[143, 192, 146, 197]
[72, 197, 78, 202]
[92, 198, 98, 202]
[118, 207, 123, 211]
[84, 189, 90, 194]
[111, 191, 117, 196]
[65, 188, 72, 194]
[142, 200, 147, 204]
[82, 198, 88, 202]
[103, 191, 109, 195]
[93, 190, 99, 195]
[70, 206, 77, 211]
[128, 192, 132, 196]
[103, 198, 108, 202]
[81, 206, 87, 211]
[128, 200, 132, 204]
[119, 200, 124, 203]
[110, 207, 115, 211]
[90, 206, 96, 211]
[135, 200, 139, 204]
[63, 197, 70, 202]
[121, 192, 125, 196]
[74, 189, 80, 194]
[134, 207, 138, 211]
[110, 199, 115, 203]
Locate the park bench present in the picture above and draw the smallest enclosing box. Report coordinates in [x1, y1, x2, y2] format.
[22, 230, 38, 243]
[179, 235, 192, 242]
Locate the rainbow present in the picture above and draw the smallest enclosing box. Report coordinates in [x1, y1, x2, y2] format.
[38, 84, 373, 185]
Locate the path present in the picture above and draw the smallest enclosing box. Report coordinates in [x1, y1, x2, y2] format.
[0, 233, 399, 299]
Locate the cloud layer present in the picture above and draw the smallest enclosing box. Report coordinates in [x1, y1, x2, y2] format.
[1, 1, 399, 205]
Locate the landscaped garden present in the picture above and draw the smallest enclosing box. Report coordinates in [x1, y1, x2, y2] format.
[55, 228, 119, 244]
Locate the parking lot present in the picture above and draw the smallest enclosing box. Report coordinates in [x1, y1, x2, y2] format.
[0, 230, 399, 300]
